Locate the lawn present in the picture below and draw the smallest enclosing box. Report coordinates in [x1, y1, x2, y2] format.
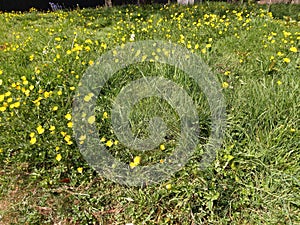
[0, 2, 299, 224]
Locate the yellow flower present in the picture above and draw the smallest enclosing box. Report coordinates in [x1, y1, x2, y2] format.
[106, 140, 113, 147]
[222, 82, 229, 89]
[84, 93, 94, 102]
[57, 90, 62, 96]
[102, 112, 108, 119]
[65, 113, 72, 120]
[277, 52, 284, 57]
[0, 79, 2, 85]
[100, 137, 106, 142]
[289, 47, 297, 53]
[77, 167, 83, 173]
[52, 106, 58, 111]
[29, 132, 35, 138]
[277, 80, 282, 85]
[88, 115, 95, 124]
[0, 69, 3, 75]
[166, 184, 172, 190]
[133, 156, 141, 164]
[37, 125, 45, 134]
[56, 154, 62, 162]
[29, 54, 34, 61]
[130, 156, 141, 169]
[30, 137, 37, 144]
[0, 95, 5, 102]
[49, 125, 55, 131]
[290, 128, 295, 132]
[0, 148, 2, 153]
[160, 144, 165, 150]
[224, 71, 231, 76]
[283, 58, 290, 63]
[67, 122, 73, 128]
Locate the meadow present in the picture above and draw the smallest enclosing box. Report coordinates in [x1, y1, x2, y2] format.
[0, 2, 299, 224]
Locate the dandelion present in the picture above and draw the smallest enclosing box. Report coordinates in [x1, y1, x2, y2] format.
[52, 106, 58, 111]
[77, 167, 83, 173]
[130, 156, 141, 168]
[277, 80, 282, 85]
[56, 153, 62, 161]
[100, 137, 106, 142]
[65, 113, 72, 120]
[84, 93, 94, 102]
[102, 112, 108, 119]
[29, 54, 34, 61]
[0, 95, 4, 102]
[67, 122, 73, 128]
[222, 82, 229, 89]
[0, 69, 3, 75]
[49, 125, 55, 131]
[160, 144, 165, 150]
[37, 125, 45, 134]
[277, 52, 284, 57]
[30, 137, 37, 144]
[289, 47, 297, 53]
[106, 140, 113, 147]
[88, 115, 95, 124]
[224, 71, 231, 76]
[283, 58, 290, 63]
[290, 128, 295, 132]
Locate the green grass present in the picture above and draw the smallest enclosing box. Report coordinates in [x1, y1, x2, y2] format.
[0, 3, 299, 224]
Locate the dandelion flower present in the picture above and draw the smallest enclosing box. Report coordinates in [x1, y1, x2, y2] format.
[56, 154, 62, 162]
[30, 137, 37, 144]
[106, 140, 113, 147]
[160, 144, 165, 150]
[100, 137, 106, 142]
[88, 115, 95, 124]
[102, 112, 108, 119]
[166, 184, 172, 190]
[283, 58, 290, 63]
[65, 113, 72, 120]
[289, 47, 297, 53]
[37, 125, 45, 134]
[77, 167, 83, 173]
[222, 82, 229, 89]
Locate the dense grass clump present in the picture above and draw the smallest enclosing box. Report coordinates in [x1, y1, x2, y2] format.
[0, 3, 299, 224]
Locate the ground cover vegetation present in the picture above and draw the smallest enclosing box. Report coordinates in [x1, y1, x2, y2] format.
[0, 2, 299, 224]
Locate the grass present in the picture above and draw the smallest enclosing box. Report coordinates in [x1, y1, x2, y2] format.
[0, 2, 299, 224]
